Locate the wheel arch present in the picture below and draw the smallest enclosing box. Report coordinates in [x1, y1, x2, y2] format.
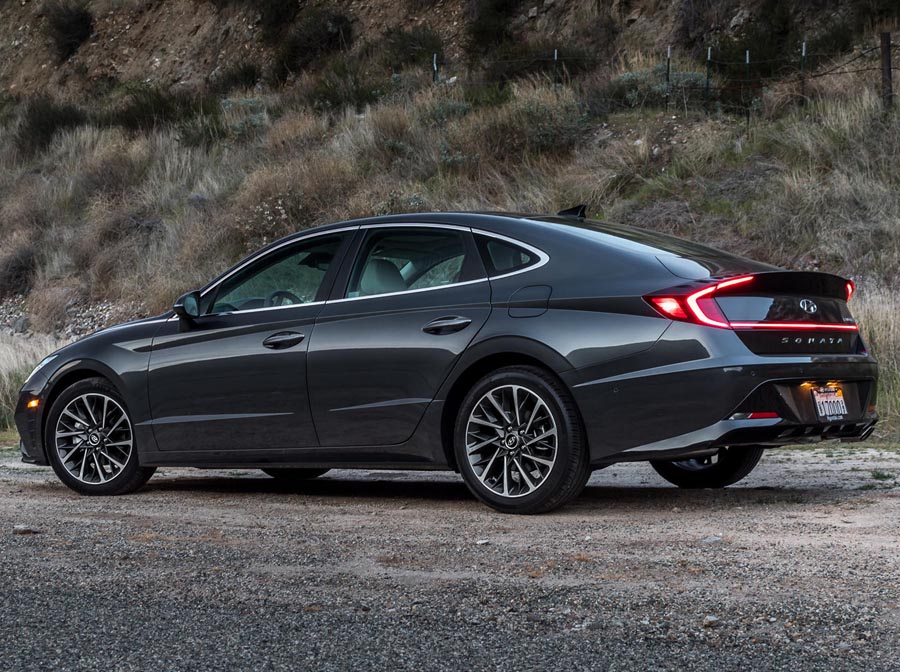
[40, 360, 124, 459]
[437, 336, 575, 471]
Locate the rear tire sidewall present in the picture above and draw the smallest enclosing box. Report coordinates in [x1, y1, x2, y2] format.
[650, 446, 764, 489]
[45, 378, 153, 496]
[454, 366, 587, 514]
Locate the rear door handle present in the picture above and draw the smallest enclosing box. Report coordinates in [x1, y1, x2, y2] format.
[422, 316, 472, 335]
[263, 331, 305, 350]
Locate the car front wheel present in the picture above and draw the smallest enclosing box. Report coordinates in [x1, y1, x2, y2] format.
[45, 377, 155, 495]
[454, 365, 589, 514]
[650, 446, 764, 489]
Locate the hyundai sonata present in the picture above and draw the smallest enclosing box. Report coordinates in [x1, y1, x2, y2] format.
[15, 209, 878, 513]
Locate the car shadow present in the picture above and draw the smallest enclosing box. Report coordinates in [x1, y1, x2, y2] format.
[138, 472, 853, 509]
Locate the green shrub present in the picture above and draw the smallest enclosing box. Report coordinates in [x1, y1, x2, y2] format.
[14, 96, 86, 156]
[466, 0, 523, 53]
[462, 81, 512, 108]
[599, 65, 709, 112]
[424, 98, 472, 125]
[0, 241, 37, 298]
[382, 26, 443, 70]
[271, 9, 354, 83]
[44, 1, 93, 61]
[211, 62, 261, 94]
[98, 84, 221, 133]
[460, 92, 587, 161]
[306, 57, 386, 112]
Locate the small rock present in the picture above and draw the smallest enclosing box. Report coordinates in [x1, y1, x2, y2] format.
[527, 6, 538, 19]
[12, 524, 41, 535]
[476, 539, 490, 545]
[632, 139, 643, 146]
[702, 615, 721, 628]
[12, 315, 29, 333]
[729, 9, 751, 31]
[700, 535, 724, 544]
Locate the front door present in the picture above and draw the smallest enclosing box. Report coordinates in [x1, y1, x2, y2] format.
[308, 225, 491, 446]
[148, 232, 351, 453]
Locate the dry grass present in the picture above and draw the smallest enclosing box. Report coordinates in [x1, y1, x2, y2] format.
[851, 286, 900, 424]
[0, 332, 70, 429]
[1, 48, 899, 422]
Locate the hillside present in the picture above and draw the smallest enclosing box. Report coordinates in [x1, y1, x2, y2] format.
[1, 0, 900, 427]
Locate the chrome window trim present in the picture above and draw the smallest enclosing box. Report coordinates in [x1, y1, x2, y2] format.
[328, 278, 489, 304]
[184, 220, 550, 312]
[360, 222, 472, 233]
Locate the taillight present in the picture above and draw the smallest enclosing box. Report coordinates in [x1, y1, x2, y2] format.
[646, 275, 753, 330]
[648, 297, 687, 320]
[645, 274, 859, 332]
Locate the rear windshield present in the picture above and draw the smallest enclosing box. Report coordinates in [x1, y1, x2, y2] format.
[531, 216, 777, 278]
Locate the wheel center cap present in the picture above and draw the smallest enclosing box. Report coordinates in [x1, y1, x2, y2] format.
[88, 432, 101, 446]
[504, 434, 520, 449]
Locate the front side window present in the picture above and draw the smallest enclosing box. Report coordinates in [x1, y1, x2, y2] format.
[211, 236, 343, 313]
[346, 228, 475, 298]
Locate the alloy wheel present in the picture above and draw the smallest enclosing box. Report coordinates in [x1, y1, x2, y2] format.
[54, 393, 133, 485]
[464, 384, 558, 498]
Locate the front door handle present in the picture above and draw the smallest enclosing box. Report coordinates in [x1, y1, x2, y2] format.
[263, 331, 305, 350]
[422, 316, 472, 335]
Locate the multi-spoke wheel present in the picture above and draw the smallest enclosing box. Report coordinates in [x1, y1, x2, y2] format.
[464, 385, 558, 498]
[650, 446, 764, 489]
[45, 378, 155, 495]
[454, 366, 589, 514]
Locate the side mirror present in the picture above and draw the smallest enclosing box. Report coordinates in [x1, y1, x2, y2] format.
[173, 290, 202, 320]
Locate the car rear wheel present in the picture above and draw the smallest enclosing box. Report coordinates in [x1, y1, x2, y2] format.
[261, 468, 330, 480]
[650, 446, 764, 489]
[45, 377, 155, 496]
[454, 366, 589, 514]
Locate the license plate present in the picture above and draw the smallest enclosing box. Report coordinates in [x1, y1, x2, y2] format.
[812, 387, 848, 421]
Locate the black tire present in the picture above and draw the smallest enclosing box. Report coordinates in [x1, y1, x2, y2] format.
[45, 377, 155, 496]
[650, 446, 765, 489]
[454, 365, 589, 514]
[261, 468, 330, 480]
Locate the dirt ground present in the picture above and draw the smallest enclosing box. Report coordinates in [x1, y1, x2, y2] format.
[1, 441, 899, 671]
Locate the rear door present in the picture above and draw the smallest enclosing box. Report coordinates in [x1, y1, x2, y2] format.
[307, 224, 491, 446]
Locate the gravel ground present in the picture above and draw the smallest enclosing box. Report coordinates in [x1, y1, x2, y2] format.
[1, 443, 899, 671]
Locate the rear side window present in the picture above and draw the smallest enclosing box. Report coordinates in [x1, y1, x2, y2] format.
[346, 228, 481, 298]
[476, 235, 539, 277]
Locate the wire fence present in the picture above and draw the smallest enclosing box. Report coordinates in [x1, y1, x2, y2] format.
[419, 32, 899, 122]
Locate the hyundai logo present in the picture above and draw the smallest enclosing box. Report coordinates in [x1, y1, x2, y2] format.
[799, 299, 818, 314]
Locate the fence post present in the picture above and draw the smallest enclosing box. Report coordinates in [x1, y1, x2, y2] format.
[665, 45, 671, 112]
[704, 46, 711, 113]
[554, 48, 559, 85]
[432, 52, 438, 84]
[745, 49, 751, 128]
[799, 41, 807, 105]
[881, 32, 893, 110]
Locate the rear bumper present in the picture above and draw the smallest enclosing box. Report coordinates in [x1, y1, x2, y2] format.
[566, 324, 878, 465]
